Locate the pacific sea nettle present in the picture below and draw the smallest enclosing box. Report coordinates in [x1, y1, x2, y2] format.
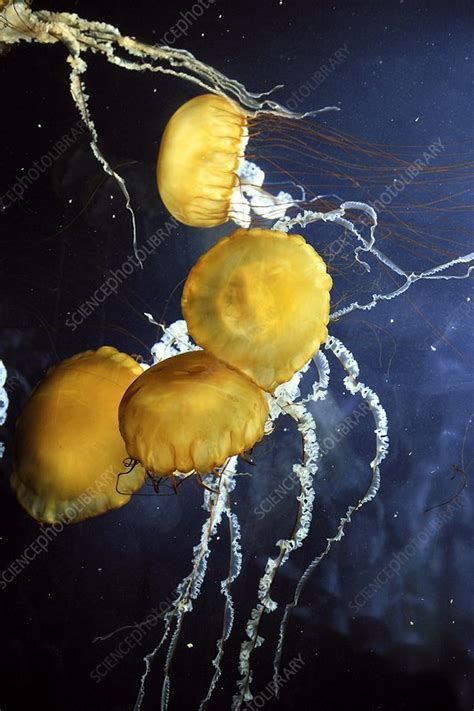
[157, 93, 296, 228]
[157, 93, 247, 227]
[118, 350, 269, 476]
[10, 347, 145, 524]
[182, 227, 333, 392]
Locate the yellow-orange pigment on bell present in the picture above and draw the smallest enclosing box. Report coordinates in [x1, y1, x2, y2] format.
[182, 228, 333, 392]
[10, 347, 145, 524]
[119, 350, 269, 475]
[157, 93, 247, 227]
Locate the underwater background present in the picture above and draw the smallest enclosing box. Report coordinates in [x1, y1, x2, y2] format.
[0, 0, 473, 709]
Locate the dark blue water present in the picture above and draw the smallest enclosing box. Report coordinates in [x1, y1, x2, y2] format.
[0, 1, 473, 709]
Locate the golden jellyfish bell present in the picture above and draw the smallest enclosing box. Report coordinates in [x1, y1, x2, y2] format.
[182, 227, 333, 392]
[119, 350, 269, 476]
[10, 347, 145, 524]
[157, 93, 248, 227]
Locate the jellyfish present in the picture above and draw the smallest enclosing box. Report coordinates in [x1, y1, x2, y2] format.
[1, 4, 474, 711]
[118, 349, 269, 479]
[182, 226, 333, 391]
[156, 94, 248, 228]
[156, 92, 343, 229]
[10, 346, 145, 524]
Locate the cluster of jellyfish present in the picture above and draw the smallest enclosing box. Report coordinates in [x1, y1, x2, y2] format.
[1, 3, 473, 710]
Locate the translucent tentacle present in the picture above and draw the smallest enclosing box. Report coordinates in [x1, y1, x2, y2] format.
[273, 200, 377, 271]
[272, 202, 474, 322]
[272, 335, 389, 691]
[330, 251, 474, 320]
[67, 54, 140, 265]
[199, 501, 242, 710]
[0, 3, 337, 119]
[232, 402, 319, 710]
[135, 459, 236, 711]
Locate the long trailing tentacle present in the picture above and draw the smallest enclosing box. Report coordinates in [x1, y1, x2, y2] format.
[273, 202, 474, 321]
[67, 54, 141, 265]
[232, 396, 319, 710]
[0, 3, 143, 265]
[272, 334, 389, 692]
[330, 251, 474, 321]
[0, 3, 338, 119]
[134, 459, 236, 711]
[199, 491, 242, 710]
